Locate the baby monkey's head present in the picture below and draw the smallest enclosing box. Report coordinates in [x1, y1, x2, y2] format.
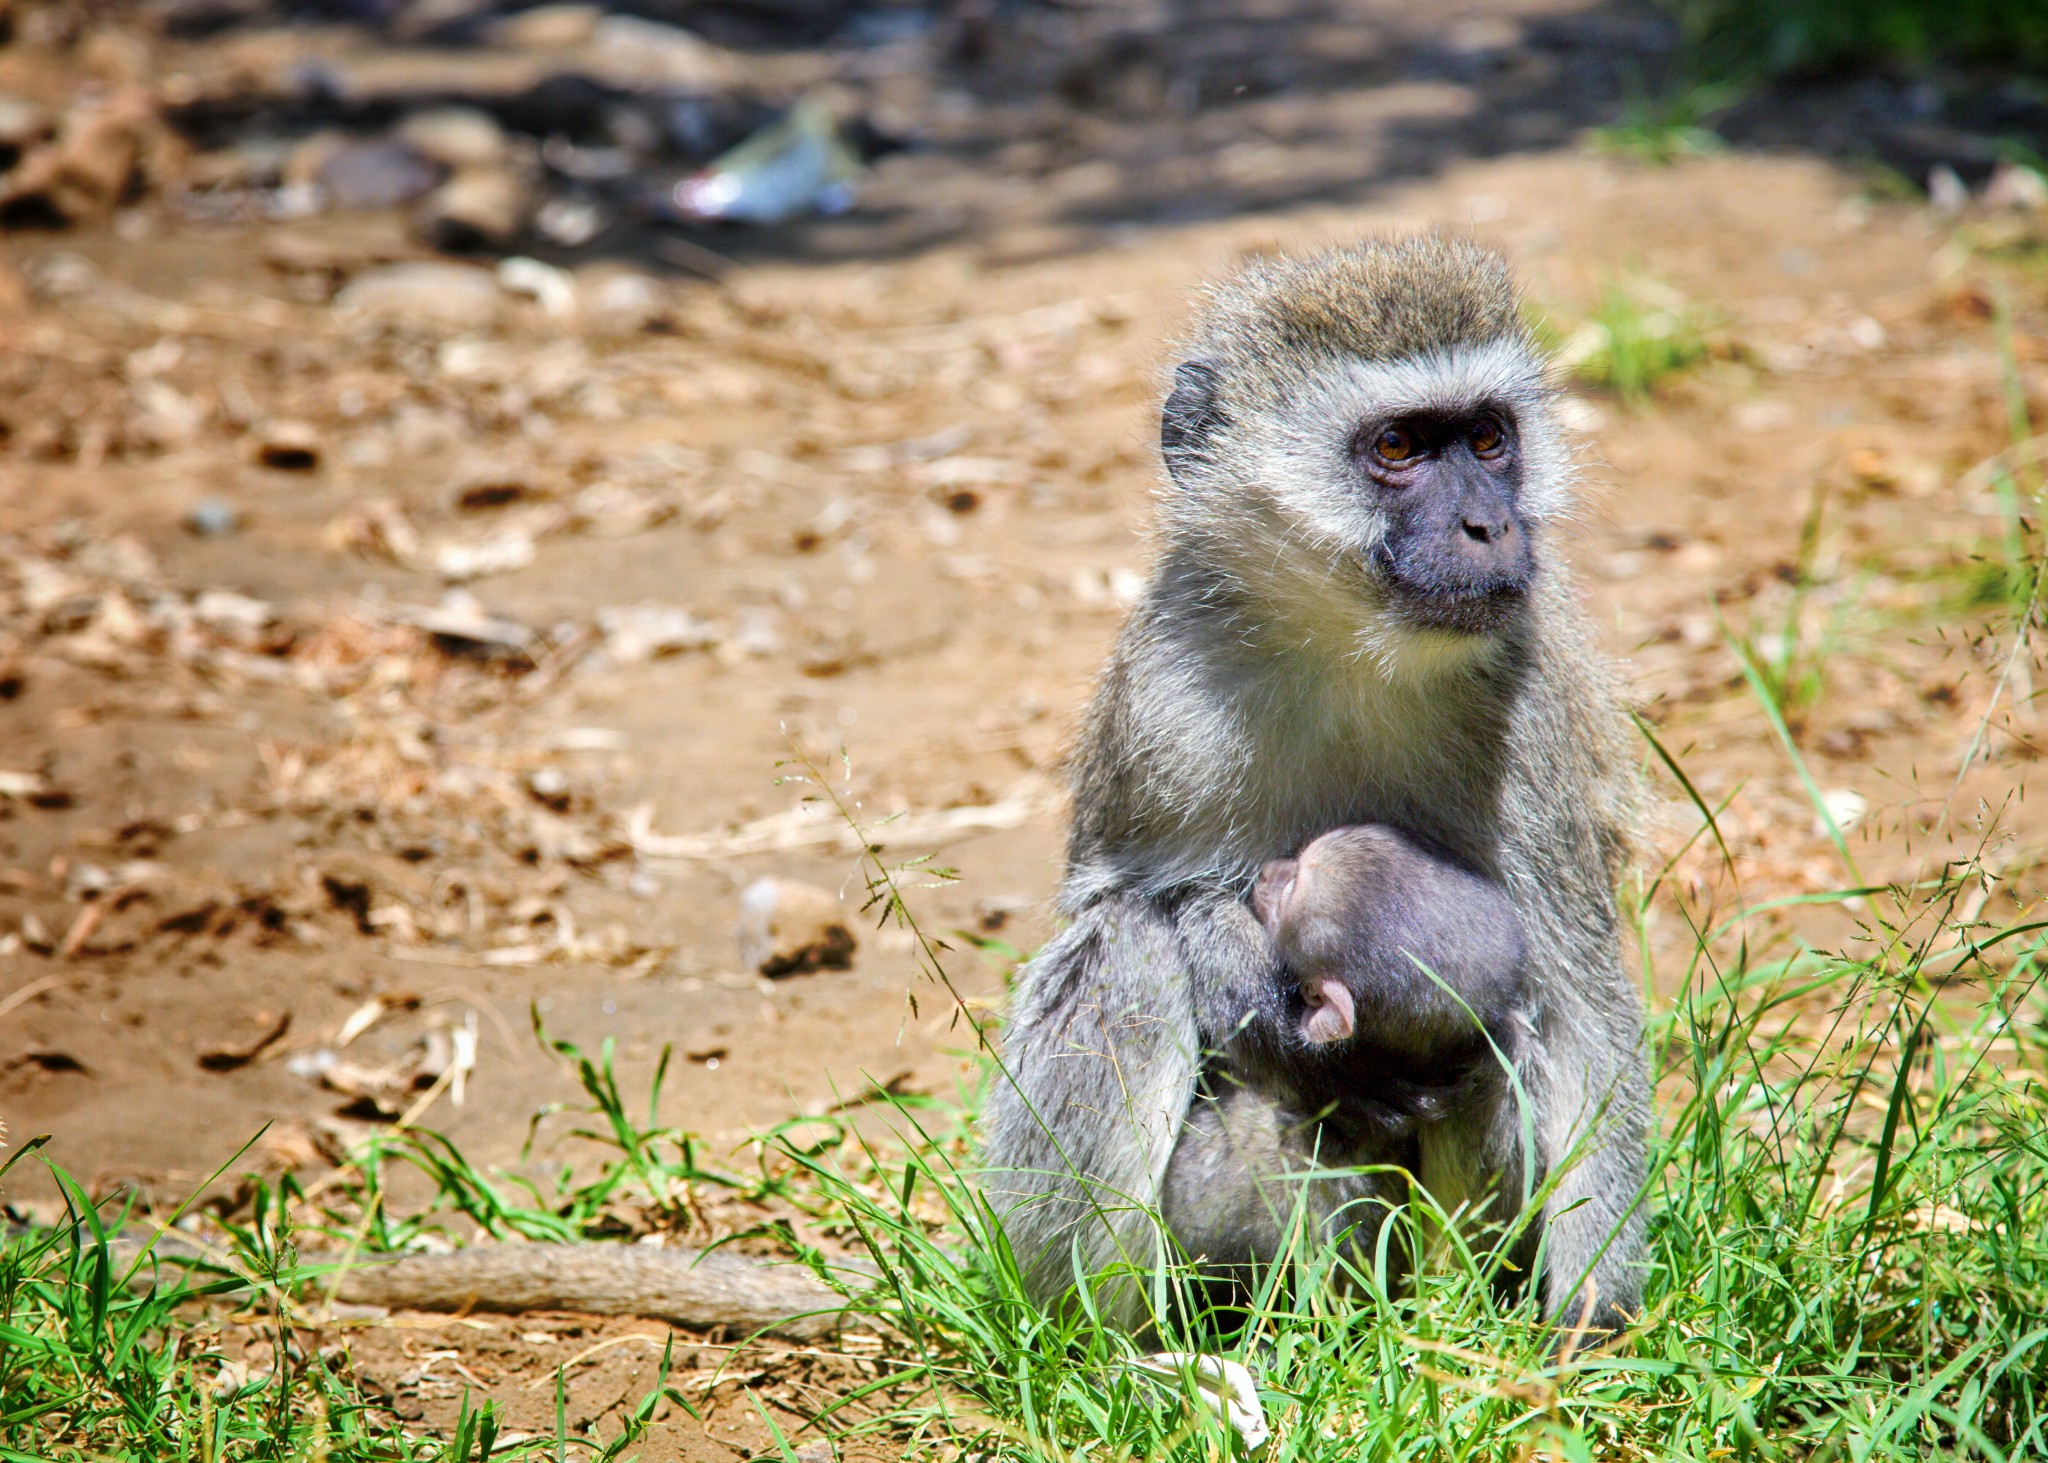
[1253, 824, 1526, 1053]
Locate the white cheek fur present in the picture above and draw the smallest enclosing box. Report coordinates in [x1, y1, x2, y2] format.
[1241, 340, 1568, 558]
[1200, 340, 1563, 681]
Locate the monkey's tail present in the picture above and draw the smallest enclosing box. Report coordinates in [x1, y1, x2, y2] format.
[329, 1246, 862, 1340]
[85, 1231, 872, 1342]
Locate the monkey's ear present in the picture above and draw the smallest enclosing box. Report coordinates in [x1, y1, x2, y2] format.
[1161, 357, 1227, 487]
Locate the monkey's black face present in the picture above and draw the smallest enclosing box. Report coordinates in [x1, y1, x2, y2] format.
[1351, 409, 1534, 635]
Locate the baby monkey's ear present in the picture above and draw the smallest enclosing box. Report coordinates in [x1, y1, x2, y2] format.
[1161, 357, 1228, 488]
[1300, 976, 1356, 1044]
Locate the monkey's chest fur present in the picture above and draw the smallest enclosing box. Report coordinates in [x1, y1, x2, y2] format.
[1065, 605, 1525, 903]
[1064, 600, 1536, 1138]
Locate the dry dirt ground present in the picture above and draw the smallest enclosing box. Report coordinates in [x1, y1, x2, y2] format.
[4, 9, 2048, 1455]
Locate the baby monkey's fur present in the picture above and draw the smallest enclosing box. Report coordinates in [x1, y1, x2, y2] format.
[1245, 823, 1526, 1135]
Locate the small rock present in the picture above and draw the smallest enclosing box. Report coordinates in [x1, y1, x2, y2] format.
[415, 168, 533, 253]
[29, 251, 98, 297]
[497, 255, 575, 316]
[432, 531, 535, 582]
[254, 420, 321, 470]
[0, 92, 55, 158]
[492, 2, 600, 48]
[534, 195, 609, 248]
[596, 604, 720, 664]
[0, 87, 158, 228]
[1928, 164, 1969, 216]
[589, 271, 660, 323]
[317, 139, 441, 209]
[525, 766, 570, 808]
[590, 14, 732, 89]
[192, 589, 275, 635]
[383, 591, 538, 664]
[184, 499, 240, 537]
[396, 107, 508, 171]
[1982, 160, 2048, 214]
[1820, 788, 1867, 835]
[736, 877, 856, 977]
[335, 262, 500, 329]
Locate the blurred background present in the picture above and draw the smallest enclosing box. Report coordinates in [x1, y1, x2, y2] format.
[1, 0, 2047, 1438]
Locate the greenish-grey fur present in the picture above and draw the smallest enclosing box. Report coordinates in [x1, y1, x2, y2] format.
[982, 234, 1649, 1339]
[1187, 237, 1534, 399]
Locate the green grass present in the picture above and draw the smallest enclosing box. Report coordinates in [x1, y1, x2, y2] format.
[6, 755, 2048, 1458]
[1672, 0, 2048, 81]
[0, 1144, 518, 1460]
[1538, 275, 1716, 404]
[1587, 82, 1738, 165]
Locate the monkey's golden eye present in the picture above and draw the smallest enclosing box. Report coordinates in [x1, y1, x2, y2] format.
[1372, 426, 1417, 465]
[1469, 418, 1506, 458]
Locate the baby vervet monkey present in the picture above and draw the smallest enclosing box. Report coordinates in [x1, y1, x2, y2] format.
[1246, 823, 1526, 1124]
[1149, 824, 1530, 1315]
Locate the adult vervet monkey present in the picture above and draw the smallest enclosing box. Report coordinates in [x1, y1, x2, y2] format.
[981, 235, 1647, 1341]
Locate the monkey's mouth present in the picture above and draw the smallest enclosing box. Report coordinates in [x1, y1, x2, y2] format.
[1385, 578, 1528, 637]
[1363, 541, 1532, 637]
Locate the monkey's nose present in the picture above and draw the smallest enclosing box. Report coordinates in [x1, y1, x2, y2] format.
[1462, 514, 1511, 544]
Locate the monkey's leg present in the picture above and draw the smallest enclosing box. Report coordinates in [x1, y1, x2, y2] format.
[980, 894, 1201, 1330]
[1158, 1084, 1290, 1315]
[1161, 1086, 1409, 1327]
[1528, 1015, 1649, 1345]
[1414, 1049, 1538, 1302]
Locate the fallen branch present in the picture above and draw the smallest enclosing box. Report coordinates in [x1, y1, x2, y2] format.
[625, 777, 1051, 861]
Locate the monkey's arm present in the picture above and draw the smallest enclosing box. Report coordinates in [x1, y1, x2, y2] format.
[1511, 633, 1651, 1345]
[1524, 933, 1649, 1344]
[979, 894, 1202, 1330]
[1169, 884, 1293, 1050]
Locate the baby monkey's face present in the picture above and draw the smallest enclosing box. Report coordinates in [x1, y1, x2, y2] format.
[1254, 826, 1405, 1047]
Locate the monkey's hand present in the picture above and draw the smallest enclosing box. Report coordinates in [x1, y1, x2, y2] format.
[1167, 884, 1294, 1054]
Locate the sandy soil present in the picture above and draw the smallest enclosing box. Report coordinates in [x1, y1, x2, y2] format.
[3, 2, 2045, 1452]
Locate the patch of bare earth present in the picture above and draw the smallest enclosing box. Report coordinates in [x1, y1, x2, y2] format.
[3, 37, 2046, 1456]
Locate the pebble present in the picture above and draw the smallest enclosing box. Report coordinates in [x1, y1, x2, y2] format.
[397, 107, 509, 170]
[192, 589, 275, 634]
[596, 604, 721, 664]
[491, 2, 601, 49]
[735, 877, 856, 977]
[526, 766, 570, 802]
[415, 168, 533, 253]
[589, 271, 660, 323]
[317, 139, 440, 209]
[183, 499, 240, 537]
[335, 262, 500, 329]
[496, 255, 576, 317]
[0, 92, 54, 152]
[254, 420, 321, 470]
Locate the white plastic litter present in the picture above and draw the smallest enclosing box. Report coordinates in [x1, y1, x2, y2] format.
[1127, 1352, 1271, 1453]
